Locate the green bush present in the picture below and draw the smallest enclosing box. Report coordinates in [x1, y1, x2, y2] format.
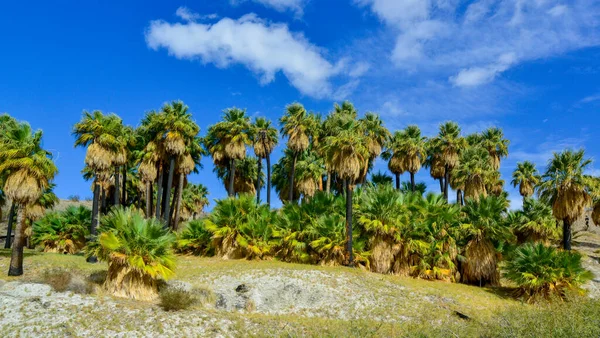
[175, 219, 214, 256]
[32, 206, 91, 254]
[503, 243, 593, 302]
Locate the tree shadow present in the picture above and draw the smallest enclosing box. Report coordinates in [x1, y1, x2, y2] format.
[481, 286, 518, 300]
[0, 249, 40, 258]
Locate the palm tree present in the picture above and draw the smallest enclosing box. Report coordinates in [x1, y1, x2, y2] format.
[538, 149, 592, 250]
[205, 108, 251, 197]
[180, 183, 209, 221]
[0, 122, 57, 276]
[1, 114, 21, 248]
[382, 131, 406, 190]
[215, 156, 264, 196]
[359, 113, 390, 183]
[430, 122, 467, 201]
[172, 138, 203, 230]
[480, 127, 509, 170]
[294, 150, 325, 201]
[370, 171, 393, 187]
[509, 198, 559, 244]
[511, 161, 540, 202]
[73, 110, 124, 261]
[251, 117, 278, 206]
[24, 183, 59, 248]
[461, 195, 512, 286]
[398, 125, 427, 192]
[322, 117, 369, 266]
[88, 207, 175, 300]
[452, 146, 495, 201]
[280, 103, 317, 202]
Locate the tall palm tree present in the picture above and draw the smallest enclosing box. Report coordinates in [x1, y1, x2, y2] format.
[280, 103, 317, 202]
[398, 125, 427, 192]
[205, 108, 251, 197]
[452, 146, 495, 202]
[73, 110, 124, 261]
[323, 117, 368, 266]
[359, 113, 390, 183]
[511, 161, 540, 202]
[538, 149, 593, 250]
[251, 117, 278, 206]
[0, 113, 20, 248]
[382, 131, 406, 190]
[480, 127, 509, 170]
[430, 122, 467, 201]
[0, 122, 57, 275]
[172, 139, 203, 230]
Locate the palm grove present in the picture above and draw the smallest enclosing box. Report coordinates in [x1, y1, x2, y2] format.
[0, 100, 597, 302]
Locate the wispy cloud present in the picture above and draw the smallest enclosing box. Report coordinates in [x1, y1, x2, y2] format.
[146, 9, 362, 99]
[581, 93, 600, 103]
[230, 0, 307, 17]
[175, 7, 218, 22]
[355, 0, 600, 87]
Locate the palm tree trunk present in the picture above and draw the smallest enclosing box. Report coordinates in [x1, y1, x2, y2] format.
[326, 171, 331, 193]
[101, 188, 107, 214]
[122, 166, 127, 205]
[256, 158, 262, 204]
[228, 158, 236, 197]
[8, 207, 26, 276]
[439, 178, 444, 194]
[173, 173, 185, 231]
[87, 182, 100, 263]
[457, 189, 462, 206]
[266, 154, 272, 206]
[410, 172, 415, 192]
[161, 161, 169, 218]
[395, 173, 400, 190]
[155, 164, 163, 219]
[145, 181, 151, 218]
[114, 166, 120, 207]
[444, 165, 449, 202]
[163, 156, 175, 226]
[563, 219, 572, 250]
[288, 152, 298, 202]
[4, 203, 16, 249]
[345, 180, 354, 267]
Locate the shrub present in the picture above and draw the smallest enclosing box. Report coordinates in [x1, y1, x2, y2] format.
[40, 268, 94, 294]
[503, 243, 593, 302]
[88, 207, 176, 300]
[159, 287, 197, 311]
[32, 205, 90, 254]
[68, 195, 81, 202]
[175, 219, 214, 256]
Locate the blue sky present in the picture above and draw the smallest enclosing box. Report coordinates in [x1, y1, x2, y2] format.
[1, 0, 599, 209]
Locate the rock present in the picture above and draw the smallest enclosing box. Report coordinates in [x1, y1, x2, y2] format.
[235, 284, 250, 293]
[0, 282, 53, 298]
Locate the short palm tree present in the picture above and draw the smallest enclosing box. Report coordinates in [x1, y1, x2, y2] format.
[33, 205, 91, 254]
[511, 161, 540, 201]
[538, 149, 592, 250]
[0, 122, 57, 276]
[370, 171, 393, 187]
[504, 243, 592, 302]
[280, 103, 317, 202]
[461, 195, 512, 286]
[251, 117, 278, 206]
[509, 198, 559, 244]
[480, 127, 509, 170]
[89, 207, 176, 300]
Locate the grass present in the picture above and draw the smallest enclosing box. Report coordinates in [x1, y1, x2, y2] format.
[0, 249, 598, 337]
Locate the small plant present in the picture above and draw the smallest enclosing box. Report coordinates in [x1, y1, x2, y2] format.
[68, 195, 81, 202]
[503, 243, 593, 302]
[159, 287, 197, 311]
[41, 268, 72, 292]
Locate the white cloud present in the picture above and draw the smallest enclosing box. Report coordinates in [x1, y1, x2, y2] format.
[581, 93, 600, 103]
[146, 11, 356, 98]
[231, 0, 306, 16]
[175, 7, 218, 21]
[357, 0, 600, 87]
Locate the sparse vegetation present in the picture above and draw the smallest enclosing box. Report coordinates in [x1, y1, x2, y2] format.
[159, 286, 198, 311]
